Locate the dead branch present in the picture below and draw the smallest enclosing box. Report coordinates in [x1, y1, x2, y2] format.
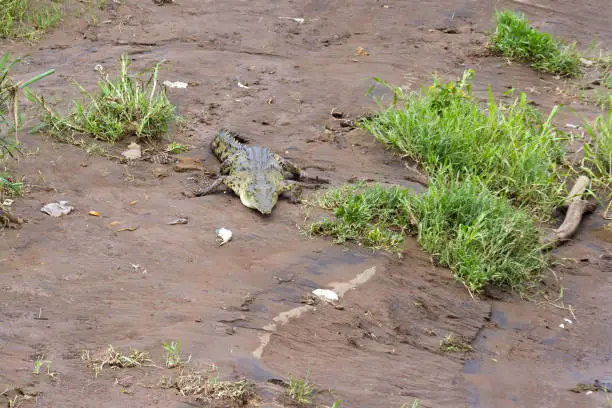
[543, 175, 596, 249]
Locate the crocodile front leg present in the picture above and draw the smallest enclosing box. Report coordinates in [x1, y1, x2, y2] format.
[275, 154, 331, 184]
[280, 181, 303, 204]
[193, 176, 229, 197]
[273, 154, 302, 180]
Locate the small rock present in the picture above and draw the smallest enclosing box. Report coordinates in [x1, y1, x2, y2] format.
[121, 142, 142, 160]
[174, 157, 205, 172]
[216, 227, 233, 246]
[436, 26, 459, 34]
[333, 304, 345, 310]
[300, 295, 319, 305]
[580, 58, 594, 67]
[152, 166, 169, 178]
[163, 80, 188, 88]
[41, 201, 74, 217]
[312, 288, 339, 302]
[168, 217, 188, 225]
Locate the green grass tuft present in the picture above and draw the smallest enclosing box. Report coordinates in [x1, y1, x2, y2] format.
[0, 0, 64, 40]
[361, 70, 567, 220]
[309, 178, 546, 293]
[286, 372, 315, 406]
[1, 52, 55, 159]
[490, 10, 581, 77]
[311, 70, 561, 292]
[162, 340, 190, 368]
[415, 176, 546, 292]
[581, 99, 612, 189]
[27, 54, 177, 144]
[1, 52, 54, 201]
[309, 183, 414, 251]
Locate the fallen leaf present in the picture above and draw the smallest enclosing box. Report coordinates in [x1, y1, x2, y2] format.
[355, 47, 370, 56]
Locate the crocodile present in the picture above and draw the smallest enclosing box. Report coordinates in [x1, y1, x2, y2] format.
[193, 128, 327, 214]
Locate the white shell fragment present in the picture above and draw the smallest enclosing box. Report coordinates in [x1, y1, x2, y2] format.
[279, 17, 305, 24]
[312, 288, 339, 302]
[163, 81, 188, 89]
[216, 227, 233, 246]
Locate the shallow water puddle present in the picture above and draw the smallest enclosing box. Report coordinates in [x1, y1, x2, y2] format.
[464, 301, 612, 408]
[252, 266, 377, 359]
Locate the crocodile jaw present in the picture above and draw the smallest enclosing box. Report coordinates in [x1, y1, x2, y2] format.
[239, 189, 277, 215]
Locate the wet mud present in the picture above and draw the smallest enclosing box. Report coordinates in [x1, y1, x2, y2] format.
[1, 0, 611, 407]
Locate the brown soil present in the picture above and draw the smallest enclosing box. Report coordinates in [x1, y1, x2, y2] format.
[1, 1, 611, 407]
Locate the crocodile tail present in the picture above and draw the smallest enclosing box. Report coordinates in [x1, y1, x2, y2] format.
[211, 128, 244, 162]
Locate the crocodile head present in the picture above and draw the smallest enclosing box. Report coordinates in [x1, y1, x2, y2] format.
[239, 184, 279, 215]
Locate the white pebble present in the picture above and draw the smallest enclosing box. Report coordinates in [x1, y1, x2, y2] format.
[216, 227, 233, 246]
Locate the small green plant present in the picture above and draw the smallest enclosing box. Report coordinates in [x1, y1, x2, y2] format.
[166, 141, 189, 154]
[401, 400, 421, 408]
[32, 358, 55, 377]
[308, 183, 412, 251]
[0, 171, 23, 195]
[45, 360, 56, 377]
[440, 333, 473, 352]
[490, 10, 581, 76]
[162, 340, 189, 368]
[286, 372, 314, 406]
[32, 358, 45, 374]
[0, 0, 64, 40]
[330, 400, 342, 408]
[27, 54, 177, 144]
